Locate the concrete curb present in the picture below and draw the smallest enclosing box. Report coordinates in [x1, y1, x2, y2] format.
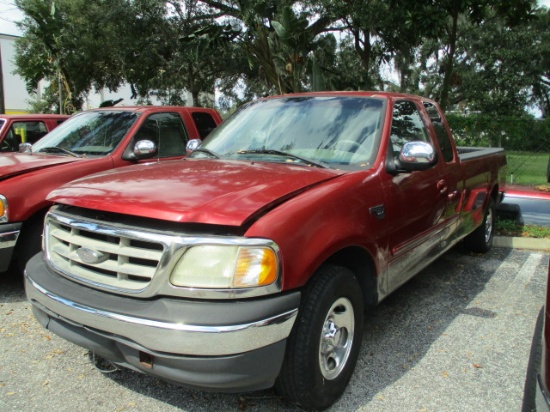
[494, 236, 550, 252]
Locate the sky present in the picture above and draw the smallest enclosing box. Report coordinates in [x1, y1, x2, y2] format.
[0, 0, 23, 36]
[1, 0, 550, 37]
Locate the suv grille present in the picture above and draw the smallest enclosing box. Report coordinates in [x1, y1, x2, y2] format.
[46, 211, 165, 291]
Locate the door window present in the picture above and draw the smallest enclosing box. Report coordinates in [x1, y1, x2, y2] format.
[390, 101, 430, 158]
[1, 121, 48, 152]
[134, 113, 189, 158]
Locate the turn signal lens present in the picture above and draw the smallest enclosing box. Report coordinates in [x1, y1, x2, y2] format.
[234, 247, 277, 287]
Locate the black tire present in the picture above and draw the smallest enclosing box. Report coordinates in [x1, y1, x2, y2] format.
[465, 198, 495, 253]
[275, 265, 364, 411]
[15, 216, 45, 274]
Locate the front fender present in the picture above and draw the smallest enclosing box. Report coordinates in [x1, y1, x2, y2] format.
[245, 171, 388, 291]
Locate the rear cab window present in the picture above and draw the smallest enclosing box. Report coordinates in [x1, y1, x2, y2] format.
[191, 112, 218, 139]
[423, 102, 455, 163]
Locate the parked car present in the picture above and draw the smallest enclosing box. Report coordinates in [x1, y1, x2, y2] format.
[26, 92, 506, 410]
[0, 106, 222, 273]
[0, 114, 70, 152]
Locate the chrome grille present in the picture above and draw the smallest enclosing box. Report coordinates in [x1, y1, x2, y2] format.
[46, 211, 165, 291]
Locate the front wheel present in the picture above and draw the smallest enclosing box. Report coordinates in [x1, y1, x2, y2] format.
[465, 198, 495, 253]
[275, 265, 364, 410]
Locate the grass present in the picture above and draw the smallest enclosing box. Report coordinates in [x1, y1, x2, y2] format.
[506, 151, 549, 186]
[495, 218, 550, 239]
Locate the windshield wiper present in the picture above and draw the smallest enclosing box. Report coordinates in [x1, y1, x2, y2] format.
[237, 149, 327, 168]
[38, 146, 81, 158]
[191, 147, 220, 159]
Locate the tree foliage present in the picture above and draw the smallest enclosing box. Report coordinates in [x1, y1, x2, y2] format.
[11, 0, 549, 119]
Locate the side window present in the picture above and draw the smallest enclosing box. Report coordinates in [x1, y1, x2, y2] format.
[1, 128, 19, 152]
[390, 100, 430, 157]
[424, 102, 454, 162]
[191, 112, 218, 139]
[134, 112, 189, 158]
[12, 121, 48, 144]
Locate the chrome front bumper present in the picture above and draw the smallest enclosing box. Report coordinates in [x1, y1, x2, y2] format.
[25, 253, 299, 356]
[25, 253, 300, 391]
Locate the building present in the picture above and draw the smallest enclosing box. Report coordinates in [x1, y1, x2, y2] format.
[1, 33, 212, 114]
[0, 33, 36, 113]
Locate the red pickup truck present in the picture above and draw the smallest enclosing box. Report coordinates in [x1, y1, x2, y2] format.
[0, 106, 221, 273]
[0, 114, 70, 152]
[25, 92, 506, 410]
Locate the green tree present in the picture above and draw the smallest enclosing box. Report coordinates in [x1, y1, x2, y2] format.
[198, 0, 336, 94]
[14, 0, 169, 112]
[425, 0, 535, 110]
[530, 8, 550, 117]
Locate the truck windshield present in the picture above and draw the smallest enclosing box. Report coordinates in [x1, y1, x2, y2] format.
[192, 96, 385, 169]
[32, 111, 138, 156]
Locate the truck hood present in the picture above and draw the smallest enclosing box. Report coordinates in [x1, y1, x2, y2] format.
[48, 159, 344, 226]
[0, 152, 79, 181]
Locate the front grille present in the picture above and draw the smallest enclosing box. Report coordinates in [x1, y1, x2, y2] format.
[46, 211, 165, 291]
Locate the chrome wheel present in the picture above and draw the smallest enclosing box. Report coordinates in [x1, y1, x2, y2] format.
[319, 297, 355, 380]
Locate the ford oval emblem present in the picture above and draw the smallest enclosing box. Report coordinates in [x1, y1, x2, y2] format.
[76, 247, 108, 264]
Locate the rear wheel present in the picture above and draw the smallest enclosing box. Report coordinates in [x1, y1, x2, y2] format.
[275, 265, 364, 410]
[465, 198, 495, 253]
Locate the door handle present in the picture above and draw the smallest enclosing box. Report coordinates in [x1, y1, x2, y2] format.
[437, 179, 447, 195]
[448, 190, 459, 201]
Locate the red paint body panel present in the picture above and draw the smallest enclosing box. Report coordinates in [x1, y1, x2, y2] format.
[49, 158, 342, 226]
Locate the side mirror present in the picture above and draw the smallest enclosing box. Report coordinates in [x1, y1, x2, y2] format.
[397, 141, 437, 172]
[186, 139, 201, 154]
[19, 143, 32, 153]
[123, 139, 157, 161]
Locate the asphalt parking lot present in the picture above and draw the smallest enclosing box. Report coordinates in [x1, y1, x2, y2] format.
[1, 247, 548, 412]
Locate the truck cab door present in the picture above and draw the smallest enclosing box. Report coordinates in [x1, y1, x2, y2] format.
[423, 102, 462, 250]
[381, 100, 448, 293]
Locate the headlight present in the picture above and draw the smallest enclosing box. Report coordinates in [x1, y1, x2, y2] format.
[0, 195, 7, 223]
[170, 244, 278, 289]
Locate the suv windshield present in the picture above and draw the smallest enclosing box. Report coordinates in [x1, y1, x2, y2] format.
[191, 96, 385, 169]
[32, 110, 138, 156]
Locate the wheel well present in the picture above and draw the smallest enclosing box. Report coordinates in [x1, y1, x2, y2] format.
[15, 209, 48, 253]
[324, 246, 378, 307]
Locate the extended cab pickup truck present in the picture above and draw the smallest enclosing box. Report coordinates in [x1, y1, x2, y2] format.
[0, 106, 222, 273]
[0, 114, 70, 152]
[26, 92, 506, 410]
